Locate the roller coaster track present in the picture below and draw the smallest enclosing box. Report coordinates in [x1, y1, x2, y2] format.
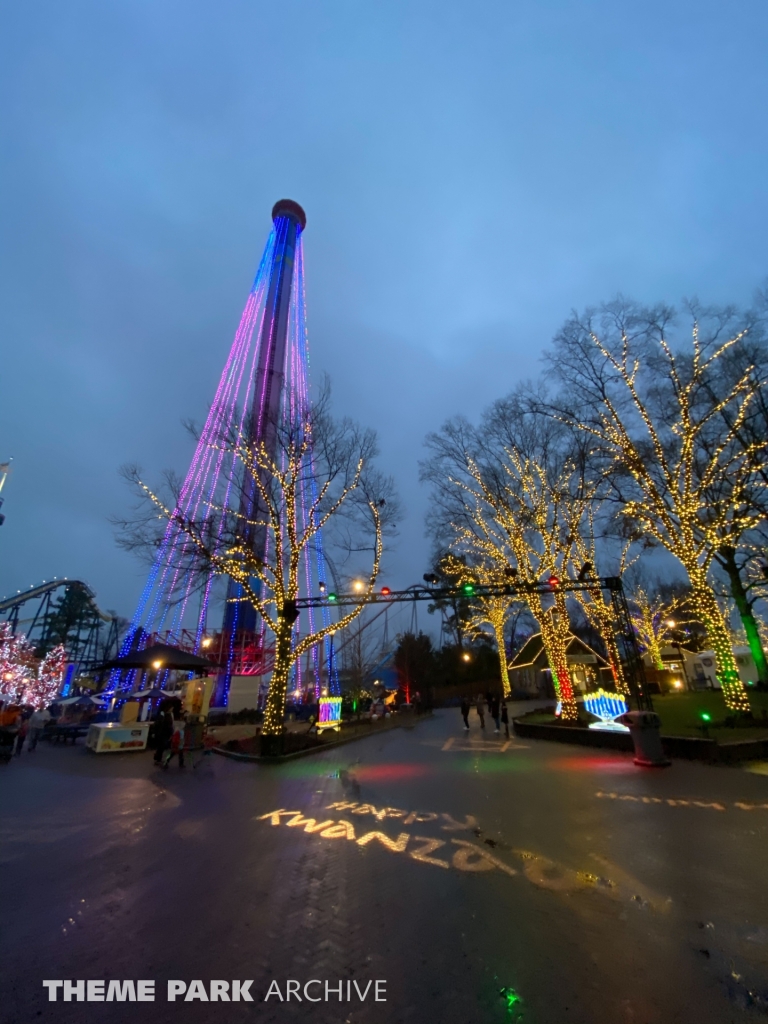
[0, 579, 101, 617]
[0, 579, 119, 671]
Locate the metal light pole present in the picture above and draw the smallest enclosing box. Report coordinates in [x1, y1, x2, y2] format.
[666, 620, 690, 690]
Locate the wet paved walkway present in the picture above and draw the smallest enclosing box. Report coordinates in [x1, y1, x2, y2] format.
[2, 707, 768, 1023]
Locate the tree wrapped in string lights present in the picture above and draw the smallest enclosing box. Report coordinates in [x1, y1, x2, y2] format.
[0, 623, 37, 703]
[423, 414, 592, 721]
[439, 553, 516, 698]
[0, 623, 66, 707]
[24, 645, 67, 709]
[112, 201, 398, 737]
[627, 586, 688, 672]
[122, 390, 390, 745]
[566, 510, 632, 698]
[549, 302, 767, 713]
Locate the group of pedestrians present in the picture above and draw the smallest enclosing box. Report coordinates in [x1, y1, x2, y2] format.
[9, 706, 50, 755]
[460, 693, 509, 738]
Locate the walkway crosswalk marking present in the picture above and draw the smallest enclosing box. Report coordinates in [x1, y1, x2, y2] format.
[441, 738, 528, 752]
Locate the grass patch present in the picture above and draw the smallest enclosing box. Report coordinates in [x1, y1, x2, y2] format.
[651, 690, 768, 741]
[517, 711, 562, 725]
[516, 691, 768, 742]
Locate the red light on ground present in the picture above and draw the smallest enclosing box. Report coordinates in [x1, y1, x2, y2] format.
[381, 587, 391, 595]
[354, 764, 429, 782]
[547, 754, 636, 773]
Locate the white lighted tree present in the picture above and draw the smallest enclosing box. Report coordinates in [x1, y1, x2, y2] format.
[0, 624, 66, 708]
[119, 396, 396, 742]
[549, 303, 766, 712]
[423, 416, 591, 721]
[440, 552, 517, 698]
[627, 587, 687, 672]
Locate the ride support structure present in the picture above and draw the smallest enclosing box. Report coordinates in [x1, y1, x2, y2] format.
[0, 580, 120, 691]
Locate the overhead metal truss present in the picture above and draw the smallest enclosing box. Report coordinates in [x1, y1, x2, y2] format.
[293, 575, 653, 711]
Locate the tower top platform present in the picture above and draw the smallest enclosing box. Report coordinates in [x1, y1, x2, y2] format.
[271, 199, 306, 231]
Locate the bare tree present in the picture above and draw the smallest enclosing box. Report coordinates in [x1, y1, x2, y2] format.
[422, 408, 593, 721]
[547, 300, 766, 713]
[340, 616, 379, 714]
[115, 389, 398, 741]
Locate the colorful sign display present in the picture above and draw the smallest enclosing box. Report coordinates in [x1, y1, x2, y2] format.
[86, 723, 150, 753]
[317, 697, 342, 732]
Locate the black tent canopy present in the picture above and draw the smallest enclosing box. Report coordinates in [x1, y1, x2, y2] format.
[98, 643, 216, 674]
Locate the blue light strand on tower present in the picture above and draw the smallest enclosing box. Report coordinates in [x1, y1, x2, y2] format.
[111, 200, 338, 713]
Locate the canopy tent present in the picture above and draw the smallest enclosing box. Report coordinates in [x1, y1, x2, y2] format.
[54, 695, 107, 707]
[124, 687, 176, 701]
[98, 643, 216, 674]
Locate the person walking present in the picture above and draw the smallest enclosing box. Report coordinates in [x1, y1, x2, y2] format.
[163, 713, 186, 769]
[26, 707, 51, 751]
[153, 706, 174, 766]
[475, 694, 485, 729]
[490, 695, 501, 734]
[501, 699, 510, 739]
[14, 713, 29, 755]
[460, 696, 471, 731]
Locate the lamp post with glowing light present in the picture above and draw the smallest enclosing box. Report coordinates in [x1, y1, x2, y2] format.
[150, 659, 163, 690]
[666, 620, 690, 691]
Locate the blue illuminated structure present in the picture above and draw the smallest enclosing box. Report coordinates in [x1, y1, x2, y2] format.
[109, 201, 339, 706]
[317, 696, 342, 732]
[583, 689, 629, 731]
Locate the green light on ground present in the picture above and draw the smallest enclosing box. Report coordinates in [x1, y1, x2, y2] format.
[499, 986, 522, 1018]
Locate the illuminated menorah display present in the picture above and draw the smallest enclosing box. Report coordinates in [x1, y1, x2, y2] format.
[583, 689, 629, 732]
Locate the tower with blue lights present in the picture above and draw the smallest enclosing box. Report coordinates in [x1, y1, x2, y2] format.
[220, 200, 307, 700]
[111, 200, 339, 706]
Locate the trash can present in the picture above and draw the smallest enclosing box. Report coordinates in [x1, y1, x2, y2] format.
[616, 711, 670, 768]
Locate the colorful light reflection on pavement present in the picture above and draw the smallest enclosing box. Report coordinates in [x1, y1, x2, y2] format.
[2, 707, 768, 1024]
[544, 753, 639, 774]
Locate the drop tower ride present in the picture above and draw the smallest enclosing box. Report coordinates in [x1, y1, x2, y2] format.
[111, 200, 339, 706]
[220, 201, 307, 670]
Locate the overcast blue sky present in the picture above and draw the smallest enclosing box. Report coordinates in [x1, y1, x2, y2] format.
[1, 0, 767, 616]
